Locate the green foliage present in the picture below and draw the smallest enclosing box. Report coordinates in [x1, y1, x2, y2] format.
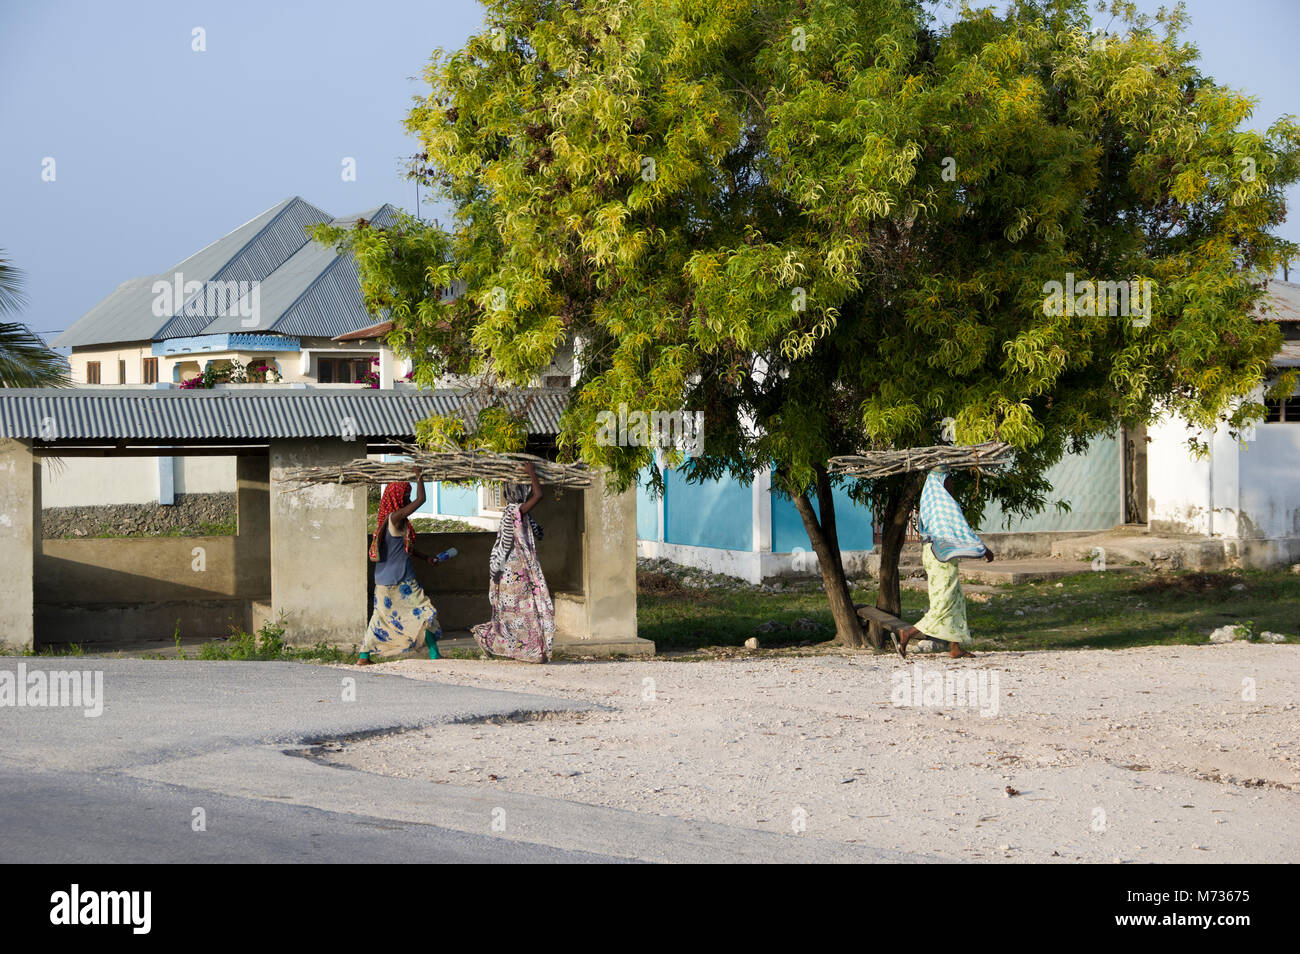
[195, 620, 355, 663]
[324, 0, 1300, 531]
[179, 356, 282, 389]
[0, 248, 71, 388]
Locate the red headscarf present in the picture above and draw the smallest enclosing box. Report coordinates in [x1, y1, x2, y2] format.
[369, 481, 416, 562]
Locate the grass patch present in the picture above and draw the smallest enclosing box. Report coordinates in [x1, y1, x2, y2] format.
[55, 519, 236, 539]
[183, 621, 357, 664]
[410, 517, 489, 533]
[30, 642, 87, 656]
[638, 566, 1300, 653]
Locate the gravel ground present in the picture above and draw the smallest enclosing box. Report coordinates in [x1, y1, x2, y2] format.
[324, 642, 1300, 863]
[41, 492, 235, 537]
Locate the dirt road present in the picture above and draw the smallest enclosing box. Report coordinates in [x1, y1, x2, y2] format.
[326, 643, 1299, 862]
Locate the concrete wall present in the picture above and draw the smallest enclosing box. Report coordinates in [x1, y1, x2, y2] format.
[234, 456, 271, 596]
[269, 439, 367, 647]
[1238, 423, 1300, 539]
[20, 433, 645, 651]
[33, 456, 273, 647]
[1147, 416, 1214, 535]
[38, 537, 241, 602]
[0, 440, 40, 652]
[664, 467, 752, 551]
[41, 455, 237, 506]
[1147, 411, 1300, 568]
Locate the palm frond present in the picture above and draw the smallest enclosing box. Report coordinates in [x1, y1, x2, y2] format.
[0, 250, 70, 388]
[0, 321, 70, 388]
[0, 250, 28, 316]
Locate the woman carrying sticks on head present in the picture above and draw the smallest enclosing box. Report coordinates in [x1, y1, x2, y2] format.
[358, 471, 446, 664]
[472, 461, 555, 664]
[897, 465, 994, 659]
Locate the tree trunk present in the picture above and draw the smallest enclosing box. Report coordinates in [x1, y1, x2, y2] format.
[791, 465, 871, 649]
[871, 471, 927, 647]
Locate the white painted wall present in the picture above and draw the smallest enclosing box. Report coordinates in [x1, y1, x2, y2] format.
[42, 456, 159, 506]
[173, 456, 238, 495]
[1146, 416, 1213, 534]
[1239, 423, 1300, 538]
[41, 456, 238, 507]
[1148, 411, 1300, 542]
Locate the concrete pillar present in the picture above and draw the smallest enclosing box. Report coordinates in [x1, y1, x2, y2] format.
[157, 456, 175, 505]
[379, 348, 394, 389]
[576, 470, 651, 652]
[0, 440, 40, 652]
[752, 465, 771, 553]
[235, 455, 271, 599]
[269, 440, 366, 647]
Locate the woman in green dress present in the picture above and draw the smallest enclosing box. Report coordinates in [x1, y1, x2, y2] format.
[897, 467, 994, 659]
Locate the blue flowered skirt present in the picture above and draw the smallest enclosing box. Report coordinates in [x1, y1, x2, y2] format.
[362, 576, 442, 658]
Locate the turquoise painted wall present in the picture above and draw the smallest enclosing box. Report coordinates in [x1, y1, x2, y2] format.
[636, 474, 659, 541]
[380, 456, 438, 515]
[635, 437, 1120, 552]
[771, 483, 875, 552]
[663, 467, 752, 550]
[437, 482, 480, 518]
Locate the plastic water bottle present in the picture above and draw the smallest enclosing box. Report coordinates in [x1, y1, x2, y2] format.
[434, 547, 458, 563]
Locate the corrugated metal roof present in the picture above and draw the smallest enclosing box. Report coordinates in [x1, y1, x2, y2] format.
[335, 320, 394, 341]
[0, 388, 566, 442]
[1254, 280, 1300, 323]
[270, 255, 373, 338]
[154, 197, 333, 339]
[55, 199, 408, 348]
[51, 276, 161, 348]
[1275, 341, 1300, 368]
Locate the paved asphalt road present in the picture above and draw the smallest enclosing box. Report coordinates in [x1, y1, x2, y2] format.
[0, 659, 932, 863]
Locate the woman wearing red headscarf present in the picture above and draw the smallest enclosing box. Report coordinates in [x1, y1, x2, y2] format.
[359, 471, 445, 664]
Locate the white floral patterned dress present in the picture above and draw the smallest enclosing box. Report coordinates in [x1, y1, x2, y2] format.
[472, 504, 555, 663]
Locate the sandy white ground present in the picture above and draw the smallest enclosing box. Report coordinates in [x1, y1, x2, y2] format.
[326, 643, 1299, 862]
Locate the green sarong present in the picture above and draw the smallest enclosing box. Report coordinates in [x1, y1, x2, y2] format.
[915, 542, 969, 643]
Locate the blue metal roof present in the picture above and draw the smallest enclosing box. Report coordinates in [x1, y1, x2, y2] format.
[54, 198, 406, 348]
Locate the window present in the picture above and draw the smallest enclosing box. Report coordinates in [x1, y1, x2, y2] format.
[1264, 396, 1300, 422]
[317, 357, 370, 383]
[543, 375, 570, 388]
[118, 359, 126, 384]
[143, 357, 158, 384]
[482, 482, 505, 513]
[85, 361, 100, 384]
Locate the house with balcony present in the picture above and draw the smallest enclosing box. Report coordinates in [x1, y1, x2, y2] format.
[43, 196, 572, 511]
[54, 196, 421, 389]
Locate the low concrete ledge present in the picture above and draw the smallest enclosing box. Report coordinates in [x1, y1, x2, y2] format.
[553, 633, 655, 658]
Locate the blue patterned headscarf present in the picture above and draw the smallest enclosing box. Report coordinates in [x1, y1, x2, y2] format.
[916, 468, 987, 562]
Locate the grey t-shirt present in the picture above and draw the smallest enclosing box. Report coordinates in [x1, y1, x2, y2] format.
[374, 521, 415, 586]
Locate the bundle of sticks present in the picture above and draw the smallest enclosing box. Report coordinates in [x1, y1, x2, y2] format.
[281, 442, 593, 489]
[827, 441, 1014, 479]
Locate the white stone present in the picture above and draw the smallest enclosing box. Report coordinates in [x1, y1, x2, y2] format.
[1208, 625, 1242, 643]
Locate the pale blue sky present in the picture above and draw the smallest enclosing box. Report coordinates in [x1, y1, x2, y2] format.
[1, 0, 1296, 343]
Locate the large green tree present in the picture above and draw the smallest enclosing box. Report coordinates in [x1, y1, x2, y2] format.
[317, 0, 1299, 648]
